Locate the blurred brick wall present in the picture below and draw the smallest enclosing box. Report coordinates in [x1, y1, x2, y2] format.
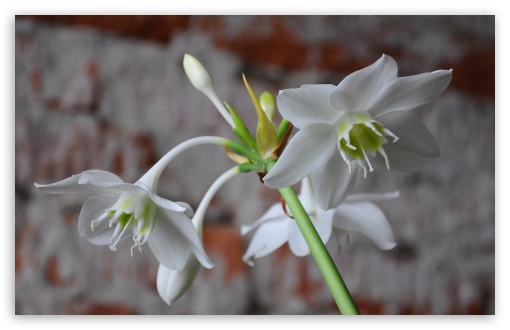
[15, 15, 494, 314]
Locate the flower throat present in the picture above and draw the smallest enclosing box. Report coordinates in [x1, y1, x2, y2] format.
[337, 115, 399, 178]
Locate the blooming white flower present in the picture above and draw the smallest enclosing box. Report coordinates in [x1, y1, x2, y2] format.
[33, 136, 234, 272]
[35, 170, 213, 271]
[242, 177, 397, 265]
[156, 166, 240, 305]
[263, 54, 452, 210]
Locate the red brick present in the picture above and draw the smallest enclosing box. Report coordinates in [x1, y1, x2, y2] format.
[211, 16, 308, 70]
[446, 49, 495, 99]
[203, 225, 247, 280]
[20, 15, 190, 44]
[78, 303, 137, 315]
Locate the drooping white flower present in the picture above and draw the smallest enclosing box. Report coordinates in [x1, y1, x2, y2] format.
[34, 136, 231, 271]
[157, 166, 240, 305]
[263, 54, 452, 210]
[35, 170, 213, 271]
[242, 177, 397, 266]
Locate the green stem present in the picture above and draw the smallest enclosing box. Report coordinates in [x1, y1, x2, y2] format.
[279, 186, 360, 315]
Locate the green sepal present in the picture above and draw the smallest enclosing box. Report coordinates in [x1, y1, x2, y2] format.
[277, 118, 291, 141]
[238, 162, 263, 173]
[242, 74, 279, 158]
[224, 102, 258, 151]
[259, 91, 276, 122]
[225, 140, 263, 164]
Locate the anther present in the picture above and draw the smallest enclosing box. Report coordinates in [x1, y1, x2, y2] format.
[378, 148, 391, 170]
[366, 122, 383, 136]
[91, 220, 95, 232]
[382, 128, 399, 143]
[130, 236, 138, 257]
[357, 160, 368, 178]
[346, 143, 356, 150]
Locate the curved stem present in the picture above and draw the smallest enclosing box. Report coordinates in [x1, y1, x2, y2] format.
[192, 166, 240, 236]
[205, 90, 236, 128]
[279, 186, 360, 315]
[137, 136, 229, 191]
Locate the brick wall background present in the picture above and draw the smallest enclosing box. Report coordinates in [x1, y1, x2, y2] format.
[14, 15, 495, 315]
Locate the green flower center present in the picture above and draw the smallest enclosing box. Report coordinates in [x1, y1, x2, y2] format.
[336, 113, 398, 177]
[91, 192, 158, 256]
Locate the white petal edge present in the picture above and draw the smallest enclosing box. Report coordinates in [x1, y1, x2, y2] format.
[311, 151, 360, 210]
[148, 210, 213, 271]
[241, 203, 286, 236]
[157, 259, 201, 306]
[242, 217, 290, 266]
[277, 84, 341, 129]
[345, 191, 399, 203]
[77, 195, 118, 244]
[35, 170, 124, 195]
[263, 123, 338, 189]
[367, 69, 453, 117]
[375, 111, 440, 171]
[334, 202, 396, 250]
[287, 221, 310, 256]
[331, 54, 398, 112]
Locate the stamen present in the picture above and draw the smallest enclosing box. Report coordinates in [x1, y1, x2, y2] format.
[109, 215, 133, 251]
[130, 236, 138, 257]
[365, 122, 383, 136]
[356, 160, 368, 178]
[355, 135, 374, 174]
[339, 148, 353, 173]
[346, 143, 356, 150]
[382, 127, 399, 143]
[378, 148, 390, 170]
[91, 212, 110, 232]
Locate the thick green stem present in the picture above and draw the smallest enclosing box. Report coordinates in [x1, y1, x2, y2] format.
[279, 186, 360, 315]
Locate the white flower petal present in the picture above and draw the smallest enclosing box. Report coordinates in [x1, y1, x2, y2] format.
[242, 217, 290, 266]
[287, 221, 310, 256]
[277, 84, 340, 129]
[134, 181, 188, 216]
[157, 259, 201, 306]
[315, 208, 335, 244]
[149, 210, 213, 271]
[331, 54, 398, 112]
[375, 111, 440, 171]
[334, 202, 396, 250]
[345, 191, 399, 203]
[34, 170, 124, 195]
[241, 204, 286, 236]
[77, 195, 118, 244]
[368, 69, 453, 117]
[311, 150, 359, 210]
[263, 123, 337, 189]
[78, 170, 124, 185]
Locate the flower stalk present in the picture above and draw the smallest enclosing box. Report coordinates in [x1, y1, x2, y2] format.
[278, 184, 360, 315]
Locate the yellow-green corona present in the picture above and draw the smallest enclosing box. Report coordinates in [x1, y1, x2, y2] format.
[336, 113, 399, 177]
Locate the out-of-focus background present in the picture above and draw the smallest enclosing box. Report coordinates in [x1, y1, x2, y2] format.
[14, 15, 495, 315]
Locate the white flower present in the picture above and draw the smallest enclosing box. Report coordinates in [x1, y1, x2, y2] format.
[35, 166, 215, 272]
[263, 54, 452, 210]
[156, 166, 240, 305]
[242, 177, 397, 266]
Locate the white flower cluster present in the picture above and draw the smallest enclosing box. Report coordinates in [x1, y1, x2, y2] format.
[35, 54, 451, 307]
